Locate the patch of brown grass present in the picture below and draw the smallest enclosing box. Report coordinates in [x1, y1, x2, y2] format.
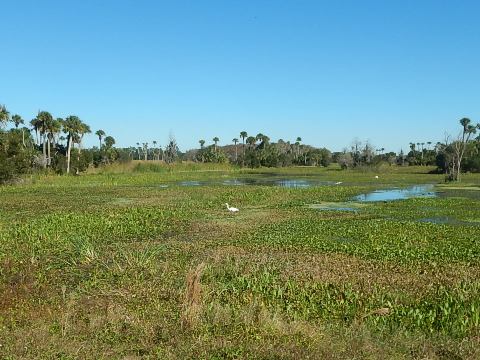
[181, 262, 206, 329]
[202, 246, 480, 297]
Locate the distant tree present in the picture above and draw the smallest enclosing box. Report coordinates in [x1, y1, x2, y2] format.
[152, 140, 158, 160]
[11, 114, 23, 128]
[164, 135, 179, 164]
[105, 136, 115, 148]
[62, 116, 83, 174]
[11, 115, 25, 147]
[212, 137, 219, 152]
[449, 118, 479, 181]
[30, 118, 40, 146]
[240, 131, 248, 165]
[338, 150, 353, 169]
[295, 137, 302, 162]
[143, 142, 149, 161]
[37, 111, 54, 167]
[95, 129, 106, 149]
[199, 139, 205, 149]
[246, 136, 256, 148]
[232, 138, 239, 162]
[0, 105, 10, 128]
[46, 119, 62, 165]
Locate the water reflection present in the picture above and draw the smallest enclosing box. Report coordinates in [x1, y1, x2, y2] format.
[176, 178, 335, 188]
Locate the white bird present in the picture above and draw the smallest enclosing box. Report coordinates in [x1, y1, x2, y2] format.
[225, 203, 239, 213]
[375, 176, 379, 179]
[335, 181, 343, 185]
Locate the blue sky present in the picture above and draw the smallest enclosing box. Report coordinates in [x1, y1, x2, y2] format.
[2, 0, 479, 152]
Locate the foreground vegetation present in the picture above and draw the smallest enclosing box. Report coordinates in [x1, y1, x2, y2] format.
[0, 165, 479, 359]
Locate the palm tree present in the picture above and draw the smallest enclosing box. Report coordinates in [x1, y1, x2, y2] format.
[47, 119, 62, 164]
[232, 138, 239, 162]
[30, 118, 40, 146]
[136, 142, 141, 159]
[295, 137, 302, 162]
[246, 136, 256, 148]
[12, 114, 25, 147]
[77, 122, 91, 155]
[37, 111, 54, 167]
[0, 105, 9, 128]
[143, 142, 148, 161]
[62, 116, 83, 174]
[198, 139, 206, 162]
[104, 136, 115, 148]
[453, 117, 478, 181]
[240, 131, 248, 164]
[95, 129, 106, 149]
[213, 137, 219, 152]
[11, 114, 23, 128]
[153, 140, 158, 160]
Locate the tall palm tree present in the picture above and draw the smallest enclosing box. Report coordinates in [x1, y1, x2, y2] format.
[12, 114, 25, 147]
[232, 138, 239, 162]
[213, 137, 219, 152]
[77, 122, 91, 158]
[295, 137, 302, 161]
[62, 116, 83, 174]
[37, 111, 54, 167]
[47, 119, 62, 164]
[30, 118, 40, 146]
[95, 129, 106, 149]
[0, 105, 10, 128]
[199, 139, 205, 149]
[240, 131, 248, 162]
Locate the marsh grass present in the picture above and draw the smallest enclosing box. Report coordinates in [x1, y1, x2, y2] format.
[0, 165, 479, 358]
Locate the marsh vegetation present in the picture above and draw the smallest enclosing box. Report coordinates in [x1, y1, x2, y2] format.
[0, 165, 479, 359]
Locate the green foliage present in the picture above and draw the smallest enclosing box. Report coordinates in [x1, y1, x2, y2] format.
[196, 145, 228, 163]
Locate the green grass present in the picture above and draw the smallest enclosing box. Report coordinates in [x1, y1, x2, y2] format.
[0, 165, 479, 359]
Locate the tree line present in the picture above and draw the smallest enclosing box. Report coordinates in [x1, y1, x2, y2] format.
[1, 103, 479, 182]
[0, 104, 117, 181]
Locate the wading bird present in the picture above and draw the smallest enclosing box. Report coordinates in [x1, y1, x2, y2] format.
[225, 203, 239, 213]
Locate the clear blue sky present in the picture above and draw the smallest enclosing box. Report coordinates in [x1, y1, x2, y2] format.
[2, 0, 479, 152]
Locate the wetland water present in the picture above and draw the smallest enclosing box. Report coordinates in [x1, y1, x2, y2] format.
[353, 185, 437, 202]
[163, 177, 337, 188]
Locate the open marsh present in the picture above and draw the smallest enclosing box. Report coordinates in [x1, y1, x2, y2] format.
[1, 165, 479, 359]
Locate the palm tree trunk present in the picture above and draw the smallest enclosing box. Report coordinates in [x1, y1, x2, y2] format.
[22, 129, 25, 148]
[42, 134, 47, 168]
[242, 140, 245, 166]
[47, 137, 51, 166]
[66, 136, 72, 174]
